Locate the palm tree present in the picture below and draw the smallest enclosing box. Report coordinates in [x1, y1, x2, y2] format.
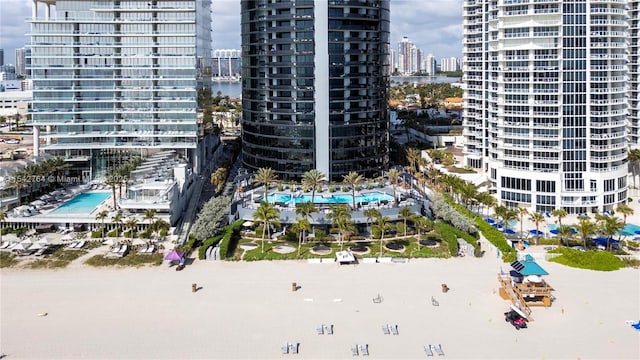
[373, 215, 392, 258]
[252, 202, 281, 253]
[105, 175, 120, 210]
[302, 169, 326, 203]
[111, 211, 124, 243]
[575, 216, 596, 248]
[551, 209, 568, 227]
[152, 218, 170, 241]
[413, 216, 431, 237]
[327, 204, 353, 250]
[95, 210, 109, 242]
[342, 171, 364, 209]
[615, 204, 634, 230]
[398, 206, 413, 237]
[0, 211, 6, 244]
[601, 216, 624, 251]
[517, 207, 529, 241]
[385, 168, 401, 206]
[363, 208, 381, 239]
[528, 212, 546, 245]
[143, 209, 157, 235]
[295, 201, 317, 243]
[406, 148, 422, 173]
[628, 148, 640, 189]
[556, 224, 573, 247]
[292, 218, 311, 257]
[125, 217, 139, 239]
[254, 167, 277, 204]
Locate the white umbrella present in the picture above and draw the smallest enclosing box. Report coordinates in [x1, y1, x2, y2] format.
[10, 243, 26, 251]
[4, 233, 19, 242]
[20, 238, 33, 245]
[132, 238, 147, 246]
[38, 237, 51, 245]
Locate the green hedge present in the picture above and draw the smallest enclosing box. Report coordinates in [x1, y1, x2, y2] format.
[443, 194, 516, 262]
[198, 233, 223, 260]
[91, 229, 103, 238]
[177, 233, 198, 255]
[198, 220, 243, 260]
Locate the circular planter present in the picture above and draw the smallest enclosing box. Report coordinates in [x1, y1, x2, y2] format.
[349, 245, 370, 254]
[384, 243, 405, 252]
[273, 245, 295, 254]
[311, 245, 332, 255]
[240, 243, 258, 250]
[419, 239, 438, 247]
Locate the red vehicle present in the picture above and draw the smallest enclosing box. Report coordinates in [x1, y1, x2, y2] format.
[504, 310, 528, 330]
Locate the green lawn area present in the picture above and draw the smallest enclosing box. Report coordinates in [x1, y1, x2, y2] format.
[234, 233, 450, 261]
[548, 247, 625, 271]
[0, 252, 20, 268]
[24, 247, 88, 269]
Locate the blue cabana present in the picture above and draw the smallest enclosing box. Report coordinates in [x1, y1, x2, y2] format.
[510, 254, 549, 276]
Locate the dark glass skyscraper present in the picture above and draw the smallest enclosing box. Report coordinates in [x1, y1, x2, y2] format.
[241, 0, 390, 181]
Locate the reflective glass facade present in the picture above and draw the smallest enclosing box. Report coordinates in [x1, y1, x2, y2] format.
[241, 0, 390, 181]
[463, 0, 628, 213]
[28, 0, 211, 178]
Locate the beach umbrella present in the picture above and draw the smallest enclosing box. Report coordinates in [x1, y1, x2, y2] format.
[529, 229, 544, 236]
[38, 237, 51, 245]
[20, 238, 33, 245]
[29, 242, 44, 250]
[550, 229, 559, 235]
[164, 250, 184, 261]
[485, 218, 495, 224]
[242, 221, 254, 227]
[634, 230, 640, 236]
[503, 229, 516, 235]
[10, 243, 27, 251]
[4, 233, 19, 243]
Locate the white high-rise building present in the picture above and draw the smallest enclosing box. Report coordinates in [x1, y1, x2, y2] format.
[630, 1, 639, 147]
[15, 48, 30, 78]
[424, 53, 436, 76]
[463, 0, 629, 214]
[398, 36, 412, 75]
[28, 0, 212, 179]
[440, 57, 459, 72]
[212, 49, 241, 79]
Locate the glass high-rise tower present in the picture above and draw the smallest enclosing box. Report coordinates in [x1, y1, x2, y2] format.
[241, 0, 390, 181]
[28, 0, 212, 179]
[630, 0, 639, 146]
[463, 0, 629, 213]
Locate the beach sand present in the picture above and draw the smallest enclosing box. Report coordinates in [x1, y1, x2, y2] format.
[1, 254, 639, 359]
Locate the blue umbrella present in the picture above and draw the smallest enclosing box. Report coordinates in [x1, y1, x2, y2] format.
[503, 228, 516, 235]
[485, 218, 496, 224]
[529, 229, 544, 235]
[550, 229, 559, 235]
[634, 230, 640, 235]
[492, 223, 503, 229]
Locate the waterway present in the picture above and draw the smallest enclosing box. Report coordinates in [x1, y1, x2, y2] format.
[210, 76, 462, 98]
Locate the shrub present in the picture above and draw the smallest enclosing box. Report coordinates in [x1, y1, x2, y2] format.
[218, 220, 243, 259]
[277, 184, 284, 191]
[434, 222, 462, 256]
[548, 247, 624, 271]
[159, 229, 168, 237]
[107, 229, 118, 237]
[91, 229, 102, 238]
[430, 193, 477, 235]
[191, 196, 231, 241]
[341, 186, 349, 192]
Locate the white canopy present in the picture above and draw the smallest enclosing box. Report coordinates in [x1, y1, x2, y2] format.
[335, 251, 355, 264]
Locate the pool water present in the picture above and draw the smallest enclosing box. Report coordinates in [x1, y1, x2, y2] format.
[265, 192, 393, 205]
[620, 223, 640, 236]
[51, 192, 111, 214]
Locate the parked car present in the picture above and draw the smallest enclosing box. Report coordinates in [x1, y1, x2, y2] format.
[504, 310, 528, 330]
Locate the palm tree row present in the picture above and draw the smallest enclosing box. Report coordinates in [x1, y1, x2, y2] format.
[104, 156, 143, 210]
[8, 156, 70, 205]
[95, 208, 169, 243]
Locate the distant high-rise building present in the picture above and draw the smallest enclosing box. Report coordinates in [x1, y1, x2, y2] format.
[424, 53, 436, 76]
[0, 49, 4, 66]
[0, 65, 16, 80]
[440, 57, 459, 72]
[29, 0, 212, 178]
[390, 48, 396, 74]
[241, 0, 390, 180]
[630, 0, 639, 147]
[212, 49, 241, 79]
[398, 36, 412, 75]
[15, 48, 30, 78]
[463, 0, 629, 213]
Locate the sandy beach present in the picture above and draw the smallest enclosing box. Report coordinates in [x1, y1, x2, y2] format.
[1, 250, 639, 360]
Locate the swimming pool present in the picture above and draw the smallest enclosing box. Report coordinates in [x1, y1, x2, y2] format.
[51, 192, 111, 215]
[265, 192, 393, 205]
[620, 223, 640, 236]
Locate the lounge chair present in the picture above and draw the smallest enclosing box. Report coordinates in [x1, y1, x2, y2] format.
[390, 324, 399, 335]
[67, 241, 78, 249]
[372, 294, 383, 303]
[325, 324, 333, 335]
[289, 342, 298, 354]
[145, 244, 155, 253]
[424, 344, 434, 356]
[75, 241, 86, 249]
[359, 344, 369, 356]
[281, 342, 289, 354]
[351, 344, 358, 356]
[317, 325, 324, 335]
[118, 245, 128, 256]
[431, 297, 439, 306]
[382, 324, 390, 335]
[432, 344, 444, 356]
[0, 242, 10, 249]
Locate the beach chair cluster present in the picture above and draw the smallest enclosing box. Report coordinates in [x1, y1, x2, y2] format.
[281, 341, 299, 355]
[106, 244, 128, 258]
[424, 343, 444, 356]
[316, 324, 333, 335]
[138, 244, 155, 254]
[66, 241, 86, 250]
[382, 323, 399, 335]
[351, 344, 369, 356]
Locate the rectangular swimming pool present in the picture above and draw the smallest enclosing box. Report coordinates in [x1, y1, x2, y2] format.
[51, 192, 111, 215]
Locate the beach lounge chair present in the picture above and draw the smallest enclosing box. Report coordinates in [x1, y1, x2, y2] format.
[317, 325, 324, 335]
[0, 242, 10, 249]
[359, 344, 369, 356]
[325, 324, 333, 335]
[289, 342, 298, 354]
[75, 241, 86, 249]
[67, 241, 78, 249]
[382, 324, 390, 335]
[145, 244, 155, 254]
[118, 245, 128, 256]
[424, 344, 434, 356]
[390, 324, 399, 335]
[432, 344, 444, 356]
[281, 342, 289, 354]
[372, 294, 383, 303]
[351, 344, 359, 356]
[431, 296, 439, 306]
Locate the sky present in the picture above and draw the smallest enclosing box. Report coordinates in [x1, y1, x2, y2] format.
[0, 0, 462, 65]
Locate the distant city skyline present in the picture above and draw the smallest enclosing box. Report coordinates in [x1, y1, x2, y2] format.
[0, 0, 463, 65]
